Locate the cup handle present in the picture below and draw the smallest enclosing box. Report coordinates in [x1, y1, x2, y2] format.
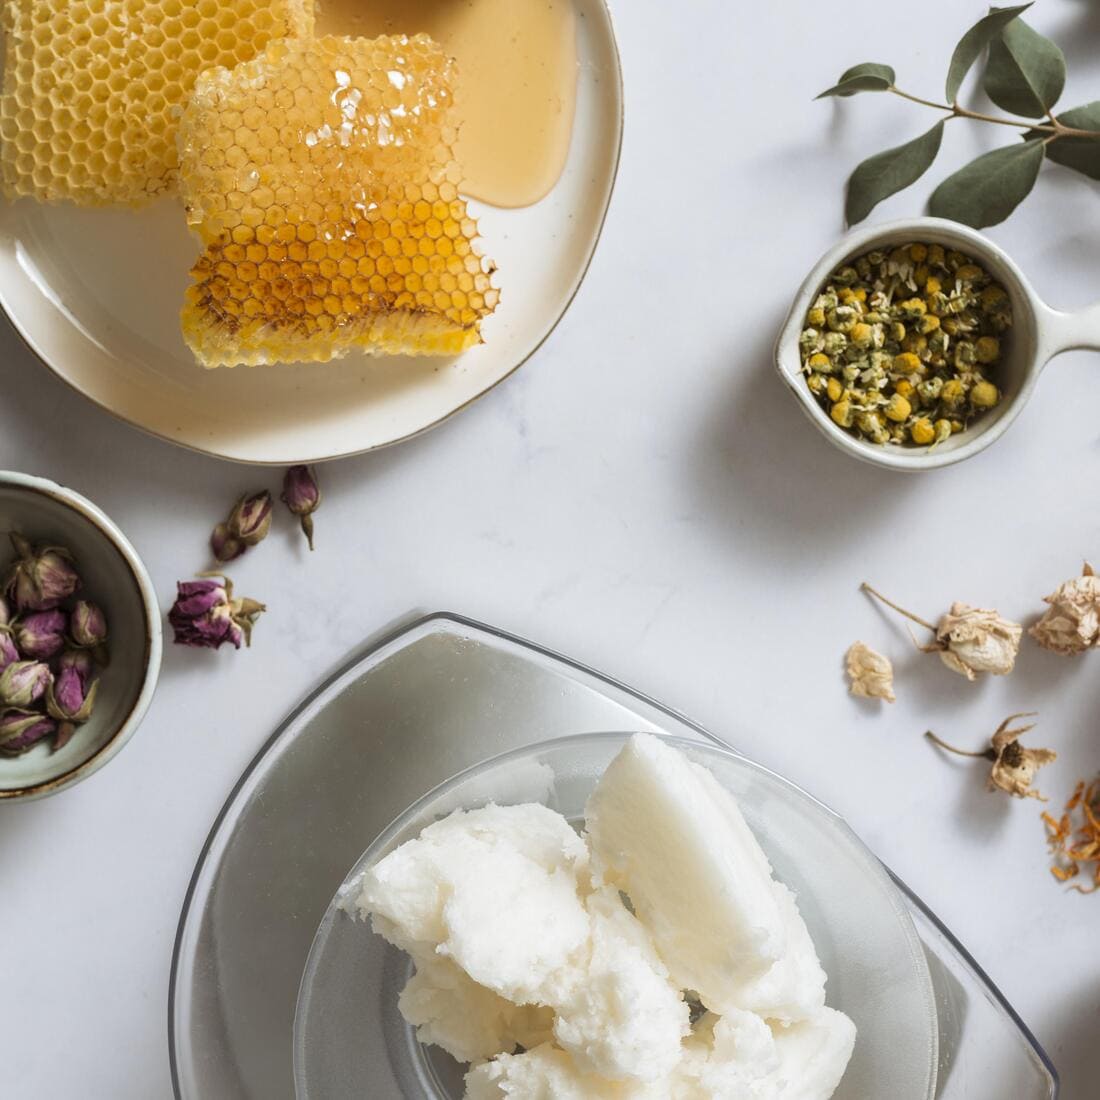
[1043, 301, 1100, 358]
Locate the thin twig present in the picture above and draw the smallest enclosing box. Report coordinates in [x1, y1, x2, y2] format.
[860, 583, 937, 633]
[889, 86, 1100, 140]
[925, 730, 991, 758]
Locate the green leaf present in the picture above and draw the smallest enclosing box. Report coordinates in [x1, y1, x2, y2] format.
[1041, 102, 1100, 179]
[945, 4, 1031, 103]
[983, 18, 1066, 117]
[816, 63, 896, 99]
[928, 140, 1045, 227]
[845, 122, 946, 225]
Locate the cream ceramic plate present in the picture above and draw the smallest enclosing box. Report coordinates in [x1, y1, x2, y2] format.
[0, 1, 622, 465]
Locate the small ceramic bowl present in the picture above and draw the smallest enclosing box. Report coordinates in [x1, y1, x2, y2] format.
[0, 471, 161, 801]
[775, 216, 1100, 471]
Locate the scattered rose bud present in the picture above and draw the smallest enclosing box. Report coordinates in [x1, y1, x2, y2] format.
[0, 707, 56, 755]
[925, 713, 1055, 800]
[861, 584, 1021, 680]
[281, 465, 321, 551]
[46, 664, 98, 723]
[70, 600, 107, 649]
[0, 630, 19, 672]
[1029, 562, 1100, 656]
[227, 491, 273, 548]
[168, 575, 266, 650]
[210, 522, 245, 564]
[845, 641, 895, 702]
[13, 608, 68, 661]
[0, 659, 52, 707]
[4, 533, 80, 611]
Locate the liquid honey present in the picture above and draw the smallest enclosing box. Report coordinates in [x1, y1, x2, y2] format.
[315, 0, 578, 208]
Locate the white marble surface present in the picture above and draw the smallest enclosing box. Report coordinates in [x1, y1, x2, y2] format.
[2, 0, 1099, 1096]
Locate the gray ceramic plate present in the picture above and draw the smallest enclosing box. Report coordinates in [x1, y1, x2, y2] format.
[168, 613, 1059, 1099]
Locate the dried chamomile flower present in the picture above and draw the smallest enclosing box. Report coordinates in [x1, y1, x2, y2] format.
[861, 584, 1021, 680]
[1043, 779, 1100, 893]
[1030, 563, 1100, 656]
[845, 641, 895, 702]
[926, 714, 1055, 801]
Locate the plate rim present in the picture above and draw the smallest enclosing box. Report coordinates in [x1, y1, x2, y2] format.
[168, 610, 1059, 1099]
[0, 1, 625, 467]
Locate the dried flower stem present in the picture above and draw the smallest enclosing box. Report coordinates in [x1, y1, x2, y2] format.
[889, 86, 1100, 140]
[860, 583, 936, 633]
[924, 730, 993, 759]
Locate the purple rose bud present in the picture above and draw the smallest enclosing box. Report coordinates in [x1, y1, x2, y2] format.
[70, 600, 108, 648]
[5, 533, 80, 611]
[281, 465, 321, 551]
[0, 659, 52, 707]
[210, 522, 245, 564]
[0, 630, 19, 672]
[0, 708, 56, 755]
[227, 491, 273, 548]
[168, 575, 266, 650]
[46, 664, 98, 723]
[13, 608, 68, 660]
[56, 647, 95, 683]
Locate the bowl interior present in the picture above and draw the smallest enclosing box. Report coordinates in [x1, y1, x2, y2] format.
[777, 220, 1041, 469]
[294, 732, 938, 1099]
[0, 477, 155, 797]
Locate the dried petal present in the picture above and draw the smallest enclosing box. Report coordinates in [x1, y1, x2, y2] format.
[845, 641, 895, 702]
[281, 465, 321, 550]
[13, 608, 68, 661]
[0, 659, 52, 707]
[934, 602, 1021, 680]
[227, 491, 273, 547]
[69, 600, 108, 648]
[1030, 563, 1100, 655]
[0, 707, 56, 755]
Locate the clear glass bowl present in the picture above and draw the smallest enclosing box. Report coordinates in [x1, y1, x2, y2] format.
[294, 732, 939, 1099]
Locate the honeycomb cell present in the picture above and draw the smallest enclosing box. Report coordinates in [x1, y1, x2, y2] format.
[178, 34, 498, 367]
[1, 0, 313, 205]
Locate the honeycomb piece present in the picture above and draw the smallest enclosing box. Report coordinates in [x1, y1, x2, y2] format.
[0, 0, 313, 206]
[177, 34, 498, 367]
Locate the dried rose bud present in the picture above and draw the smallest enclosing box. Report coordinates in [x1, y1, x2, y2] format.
[0, 659, 52, 707]
[69, 600, 108, 648]
[227, 491, 273, 548]
[845, 641, 895, 702]
[55, 647, 95, 681]
[4, 533, 80, 611]
[13, 608, 68, 661]
[0, 630, 19, 672]
[0, 707, 56, 755]
[1030, 562, 1100, 656]
[281, 465, 321, 551]
[168, 575, 266, 650]
[861, 584, 1021, 681]
[46, 664, 98, 723]
[210, 522, 245, 564]
[926, 714, 1056, 800]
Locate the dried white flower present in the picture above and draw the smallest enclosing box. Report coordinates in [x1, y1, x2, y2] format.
[1030, 563, 1100, 656]
[845, 641, 895, 702]
[933, 602, 1022, 681]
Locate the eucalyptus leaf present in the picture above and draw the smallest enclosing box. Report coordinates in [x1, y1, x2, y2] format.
[929, 140, 1044, 227]
[984, 18, 1066, 117]
[816, 63, 896, 99]
[945, 4, 1031, 103]
[1042, 102, 1100, 179]
[846, 122, 946, 225]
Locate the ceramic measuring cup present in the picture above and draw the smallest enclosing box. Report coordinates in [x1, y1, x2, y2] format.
[775, 216, 1100, 471]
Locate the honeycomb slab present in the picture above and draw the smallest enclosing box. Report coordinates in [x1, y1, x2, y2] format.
[177, 33, 498, 367]
[0, 0, 312, 206]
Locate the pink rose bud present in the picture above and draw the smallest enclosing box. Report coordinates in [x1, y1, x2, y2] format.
[5, 533, 80, 611]
[46, 665, 98, 723]
[281, 465, 321, 551]
[14, 608, 68, 660]
[0, 708, 56, 755]
[210, 522, 245, 564]
[70, 600, 108, 648]
[56, 648, 95, 682]
[168, 575, 266, 650]
[227, 491, 273, 548]
[0, 630, 19, 672]
[0, 659, 52, 707]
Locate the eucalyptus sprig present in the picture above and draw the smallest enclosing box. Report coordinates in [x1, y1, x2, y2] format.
[819, 3, 1100, 228]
